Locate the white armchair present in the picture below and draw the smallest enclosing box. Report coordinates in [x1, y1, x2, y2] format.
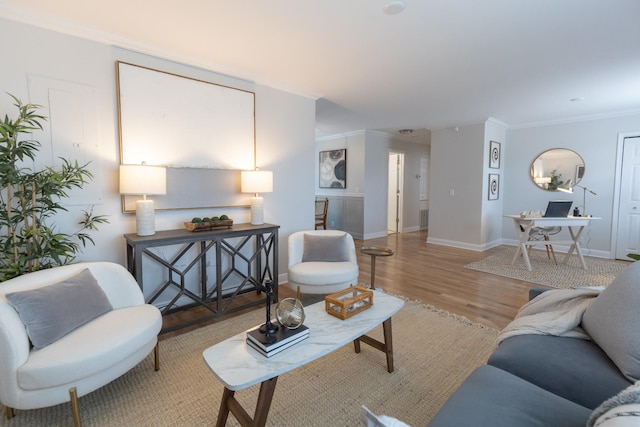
[288, 230, 359, 294]
[0, 262, 162, 426]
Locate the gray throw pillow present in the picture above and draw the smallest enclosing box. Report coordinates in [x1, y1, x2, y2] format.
[582, 261, 640, 382]
[302, 233, 349, 262]
[6, 268, 113, 350]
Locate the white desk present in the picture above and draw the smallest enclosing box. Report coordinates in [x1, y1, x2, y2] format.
[203, 291, 404, 427]
[506, 215, 600, 271]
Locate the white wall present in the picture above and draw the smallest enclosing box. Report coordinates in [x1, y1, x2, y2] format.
[481, 120, 507, 246]
[428, 123, 489, 249]
[504, 114, 640, 257]
[0, 17, 316, 296]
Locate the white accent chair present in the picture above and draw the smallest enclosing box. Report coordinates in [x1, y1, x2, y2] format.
[0, 262, 162, 426]
[288, 230, 359, 294]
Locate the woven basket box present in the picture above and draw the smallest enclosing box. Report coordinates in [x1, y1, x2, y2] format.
[325, 286, 373, 320]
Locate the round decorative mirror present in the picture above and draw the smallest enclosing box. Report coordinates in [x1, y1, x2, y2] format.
[530, 149, 585, 191]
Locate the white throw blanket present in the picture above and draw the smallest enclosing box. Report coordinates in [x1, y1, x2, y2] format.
[497, 288, 601, 344]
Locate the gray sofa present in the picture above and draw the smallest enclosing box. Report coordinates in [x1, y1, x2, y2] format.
[428, 261, 640, 427]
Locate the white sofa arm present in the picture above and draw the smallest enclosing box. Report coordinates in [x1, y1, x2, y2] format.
[0, 302, 31, 404]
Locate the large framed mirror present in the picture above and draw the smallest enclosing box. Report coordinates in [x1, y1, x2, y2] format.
[531, 148, 585, 191]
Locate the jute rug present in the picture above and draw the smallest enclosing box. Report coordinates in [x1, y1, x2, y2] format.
[0, 299, 498, 427]
[464, 247, 629, 289]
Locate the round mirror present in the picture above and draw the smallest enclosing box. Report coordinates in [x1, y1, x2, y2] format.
[530, 149, 585, 191]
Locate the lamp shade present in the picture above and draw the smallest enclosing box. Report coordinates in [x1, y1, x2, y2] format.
[241, 170, 273, 194]
[119, 165, 167, 195]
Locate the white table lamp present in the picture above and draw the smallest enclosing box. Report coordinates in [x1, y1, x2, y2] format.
[120, 164, 167, 236]
[241, 170, 273, 225]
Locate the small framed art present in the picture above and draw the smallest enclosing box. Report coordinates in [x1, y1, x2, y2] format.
[489, 141, 501, 169]
[488, 174, 499, 200]
[319, 149, 347, 188]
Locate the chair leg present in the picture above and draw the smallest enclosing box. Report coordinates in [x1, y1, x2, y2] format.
[5, 406, 15, 419]
[154, 342, 160, 371]
[544, 235, 558, 264]
[69, 387, 82, 427]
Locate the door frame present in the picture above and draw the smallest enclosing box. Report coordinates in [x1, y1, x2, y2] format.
[387, 151, 404, 234]
[611, 131, 640, 259]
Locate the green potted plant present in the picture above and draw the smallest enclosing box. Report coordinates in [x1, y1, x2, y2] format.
[548, 169, 564, 190]
[0, 93, 108, 281]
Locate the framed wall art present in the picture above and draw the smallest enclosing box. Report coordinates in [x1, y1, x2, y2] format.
[489, 141, 501, 169]
[488, 174, 500, 200]
[319, 149, 347, 188]
[116, 61, 256, 211]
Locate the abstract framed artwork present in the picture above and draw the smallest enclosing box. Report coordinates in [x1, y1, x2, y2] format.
[489, 141, 501, 169]
[488, 174, 500, 200]
[319, 149, 347, 188]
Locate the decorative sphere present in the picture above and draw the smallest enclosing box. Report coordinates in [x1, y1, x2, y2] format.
[276, 298, 305, 329]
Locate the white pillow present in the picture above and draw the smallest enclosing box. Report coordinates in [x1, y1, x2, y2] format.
[360, 406, 410, 427]
[588, 381, 640, 427]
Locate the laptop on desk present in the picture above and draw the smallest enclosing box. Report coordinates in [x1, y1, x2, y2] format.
[544, 200, 573, 217]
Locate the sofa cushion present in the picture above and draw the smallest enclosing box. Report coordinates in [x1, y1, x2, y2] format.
[6, 268, 113, 350]
[302, 233, 349, 262]
[588, 380, 640, 427]
[427, 365, 591, 427]
[488, 335, 632, 409]
[582, 261, 640, 382]
[17, 304, 161, 390]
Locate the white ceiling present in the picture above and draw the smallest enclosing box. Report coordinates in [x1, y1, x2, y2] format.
[2, 0, 640, 143]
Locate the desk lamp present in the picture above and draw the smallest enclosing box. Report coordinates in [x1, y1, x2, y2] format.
[557, 180, 597, 217]
[120, 163, 167, 236]
[241, 170, 273, 225]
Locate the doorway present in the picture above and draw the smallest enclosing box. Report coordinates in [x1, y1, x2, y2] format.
[388, 152, 404, 234]
[614, 134, 640, 259]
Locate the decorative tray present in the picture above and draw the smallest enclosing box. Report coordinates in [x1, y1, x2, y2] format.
[184, 220, 233, 232]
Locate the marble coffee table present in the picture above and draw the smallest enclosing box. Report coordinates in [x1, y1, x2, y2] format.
[203, 290, 404, 427]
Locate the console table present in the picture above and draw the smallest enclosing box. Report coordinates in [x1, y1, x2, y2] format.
[124, 223, 279, 333]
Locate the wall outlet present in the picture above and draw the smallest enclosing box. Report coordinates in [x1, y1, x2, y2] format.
[449, 189, 455, 196]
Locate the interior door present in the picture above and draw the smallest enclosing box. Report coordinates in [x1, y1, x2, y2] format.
[615, 136, 640, 259]
[387, 152, 404, 234]
[387, 153, 399, 233]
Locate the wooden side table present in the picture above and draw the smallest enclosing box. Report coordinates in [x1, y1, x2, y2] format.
[360, 246, 394, 290]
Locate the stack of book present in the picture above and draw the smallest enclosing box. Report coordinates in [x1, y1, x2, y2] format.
[246, 322, 309, 357]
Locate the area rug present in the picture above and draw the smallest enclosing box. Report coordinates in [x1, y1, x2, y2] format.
[0, 300, 498, 427]
[464, 248, 629, 289]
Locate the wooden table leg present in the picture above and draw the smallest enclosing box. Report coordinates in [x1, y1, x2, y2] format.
[216, 377, 279, 427]
[382, 317, 394, 373]
[216, 388, 234, 427]
[352, 318, 395, 373]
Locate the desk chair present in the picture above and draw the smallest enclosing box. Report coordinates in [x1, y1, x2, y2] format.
[315, 198, 328, 229]
[528, 226, 562, 264]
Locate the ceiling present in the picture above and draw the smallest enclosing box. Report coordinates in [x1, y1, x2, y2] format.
[2, 0, 640, 144]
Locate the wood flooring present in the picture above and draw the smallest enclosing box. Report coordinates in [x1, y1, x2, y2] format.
[161, 230, 535, 339]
